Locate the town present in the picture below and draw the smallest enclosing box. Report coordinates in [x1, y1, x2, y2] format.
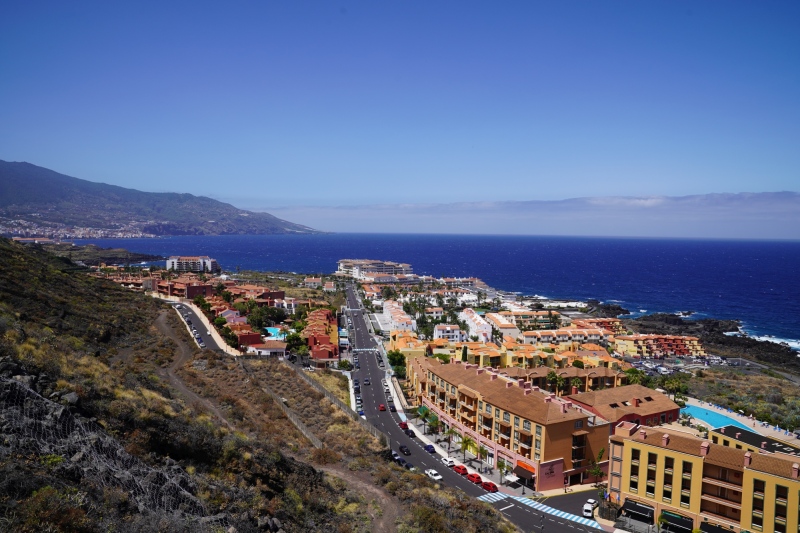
[88, 255, 800, 533]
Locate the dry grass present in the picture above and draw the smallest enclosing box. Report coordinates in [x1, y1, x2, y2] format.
[307, 369, 351, 406]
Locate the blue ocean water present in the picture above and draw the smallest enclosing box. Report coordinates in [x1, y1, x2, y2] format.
[75, 234, 800, 347]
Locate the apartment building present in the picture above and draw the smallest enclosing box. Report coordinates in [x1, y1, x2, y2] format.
[425, 307, 444, 319]
[406, 357, 610, 491]
[485, 312, 521, 340]
[336, 259, 413, 279]
[166, 255, 220, 273]
[567, 385, 679, 426]
[519, 328, 610, 350]
[433, 324, 465, 342]
[615, 335, 707, 358]
[609, 423, 800, 533]
[573, 318, 626, 335]
[381, 300, 416, 332]
[460, 307, 493, 342]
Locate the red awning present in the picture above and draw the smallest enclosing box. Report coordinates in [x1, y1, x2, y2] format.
[516, 461, 536, 474]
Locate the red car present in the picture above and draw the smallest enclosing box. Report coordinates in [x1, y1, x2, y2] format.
[453, 465, 468, 475]
[399, 421, 408, 429]
[379, 404, 386, 411]
[481, 481, 498, 493]
[467, 473, 482, 484]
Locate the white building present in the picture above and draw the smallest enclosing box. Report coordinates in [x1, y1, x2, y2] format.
[459, 308, 493, 342]
[336, 259, 413, 279]
[166, 255, 220, 273]
[433, 324, 465, 342]
[381, 300, 416, 332]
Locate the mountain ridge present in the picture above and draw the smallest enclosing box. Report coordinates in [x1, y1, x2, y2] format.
[0, 160, 321, 236]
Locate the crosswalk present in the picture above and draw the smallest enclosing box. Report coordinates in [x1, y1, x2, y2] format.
[477, 492, 508, 503]
[476, 493, 603, 529]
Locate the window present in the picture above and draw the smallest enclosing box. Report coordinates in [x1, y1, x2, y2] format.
[751, 514, 763, 530]
[536, 425, 542, 436]
[665, 457, 674, 471]
[682, 461, 692, 475]
[514, 416, 520, 427]
[712, 435, 719, 444]
[630, 478, 638, 492]
[575, 420, 583, 429]
[479, 401, 483, 410]
[662, 487, 672, 502]
[753, 479, 765, 495]
[753, 498, 764, 512]
[648, 453, 657, 467]
[523, 420, 531, 431]
[486, 403, 492, 414]
[680, 493, 690, 507]
[631, 449, 641, 462]
[534, 453, 540, 461]
[503, 412, 510, 423]
[496, 407, 500, 418]
[495, 422, 499, 431]
[535, 439, 541, 450]
[776, 485, 788, 501]
[514, 431, 519, 440]
[723, 440, 729, 446]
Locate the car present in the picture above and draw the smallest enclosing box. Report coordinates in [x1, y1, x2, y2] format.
[364, 378, 370, 385]
[582, 503, 594, 518]
[379, 404, 386, 411]
[398, 421, 408, 430]
[467, 473, 482, 484]
[425, 469, 443, 481]
[358, 410, 365, 416]
[391, 451, 399, 460]
[399, 445, 411, 455]
[423, 444, 435, 453]
[199, 342, 206, 348]
[355, 364, 360, 369]
[389, 405, 396, 412]
[453, 464, 468, 475]
[206, 330, 210, 336]
[404, 462, 416, 472]
[481, 481, 498, 492]
[442, 457, 456, 467]
[404, 429, 416, 438]
[395, 457, 407, 467]
[354, 386, 360, 393]
[586, 498, 598, 509]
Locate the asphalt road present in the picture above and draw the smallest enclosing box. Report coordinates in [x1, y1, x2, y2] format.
[172, 303, 221, 352]
[343, 285, 594, 533]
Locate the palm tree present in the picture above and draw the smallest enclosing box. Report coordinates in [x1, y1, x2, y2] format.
[460, 435, 476, 463]
[556, 374, 567, 396]
[477, 445, 489, 472]
[418, 408, 430, 433]
[547, 370, 559, 393]
[443, 427, 459, 453]
[571, 377, 583, 394]
[428, 418, 441, 437]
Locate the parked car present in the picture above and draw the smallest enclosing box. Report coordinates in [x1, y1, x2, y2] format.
[404, 428, 416, 438]
[441, 457, 456, 467]
[423, 444, 435, 453]
[481, 481, 498, 492]
[389, 405, 396, 412]
[398, 421, 408, 430]
[467, 473, 482, 484]
[425, 469, 443, 481]
[453, 465, 468, 475]
[586, 498, 598, 509]
[404, 462, 416, 472]
[399, 445, 411, 455]
[395, 457, 407, 467]
[582, 503, 594, 518]
[379, 404, 386, 411]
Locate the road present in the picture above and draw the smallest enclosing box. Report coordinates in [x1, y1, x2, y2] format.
[172, 303, 223, 352]
[342, 285, 598, 533]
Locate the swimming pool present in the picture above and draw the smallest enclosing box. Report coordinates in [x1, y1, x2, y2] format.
[264, 327, 286, 340]
[681, 404, 752, 432]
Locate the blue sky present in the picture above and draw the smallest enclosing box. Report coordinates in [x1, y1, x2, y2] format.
[1, 1, 799, 214]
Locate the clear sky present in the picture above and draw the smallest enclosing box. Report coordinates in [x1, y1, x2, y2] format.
[1, 1, 799, 212]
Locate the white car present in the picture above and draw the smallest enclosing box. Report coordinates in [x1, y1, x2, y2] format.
[586, 498, 598, 509]
[441, 457, 456, 467]
[425, 469, 443, 481]
[582, 503, 594, 518]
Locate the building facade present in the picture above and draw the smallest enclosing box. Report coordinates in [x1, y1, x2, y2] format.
[166, 255, 220, 273]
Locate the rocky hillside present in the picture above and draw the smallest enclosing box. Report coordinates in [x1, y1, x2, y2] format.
[0, 238, 513, 532]
[0, 160, 320, 235]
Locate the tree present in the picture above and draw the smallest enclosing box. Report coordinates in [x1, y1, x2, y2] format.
[419, 409, 430, 434]
[496, 458, 508, 478]
[443, 427, 459, 453]
[572, 359, 585, 369]
[285, 333, 305, 352]
[587, 447, 606, 488]
[461, 345, 468, 362]
[460, 435, 476, 462]
[571, 377, 583, 393]
[337, 360, 352, 371]
[624, 368, 645, 385]
[477, 445, 489, 471]
[428, 418, 441, 437]
[547, 370, 559, 393]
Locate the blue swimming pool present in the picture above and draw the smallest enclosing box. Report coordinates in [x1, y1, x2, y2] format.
[681, 405, 752, 432]
[264, 327, 286, 340]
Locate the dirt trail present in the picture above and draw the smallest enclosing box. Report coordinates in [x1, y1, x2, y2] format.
[155, 310, 402, 531]
[154, 310, 234, 430]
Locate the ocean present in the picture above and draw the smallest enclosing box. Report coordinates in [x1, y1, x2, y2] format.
[74, 234, 800, 349]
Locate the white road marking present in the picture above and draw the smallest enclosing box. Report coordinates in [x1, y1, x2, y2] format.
[499, 504, 515, 511]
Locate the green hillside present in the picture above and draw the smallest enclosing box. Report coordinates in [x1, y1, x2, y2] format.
[0, 160, 320, 235]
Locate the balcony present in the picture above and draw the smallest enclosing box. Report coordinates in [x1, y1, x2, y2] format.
[699, 506, 741, 526]
[519, 440, 532, 449]
[701, 476, 742, 492]
[700, 493, 742, 510]
[459, 401, 476, 411]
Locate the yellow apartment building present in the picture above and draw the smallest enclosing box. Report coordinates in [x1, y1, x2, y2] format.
[609, 423, 800, 533]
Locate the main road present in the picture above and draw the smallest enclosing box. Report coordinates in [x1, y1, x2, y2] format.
[343, 285, 602, 533]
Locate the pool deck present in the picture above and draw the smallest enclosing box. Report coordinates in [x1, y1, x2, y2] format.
[665, 396, 800, 446]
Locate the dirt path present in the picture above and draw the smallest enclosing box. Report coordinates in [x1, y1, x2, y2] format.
[154, 310, 235, 430]
[155, 310, 401, 531]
